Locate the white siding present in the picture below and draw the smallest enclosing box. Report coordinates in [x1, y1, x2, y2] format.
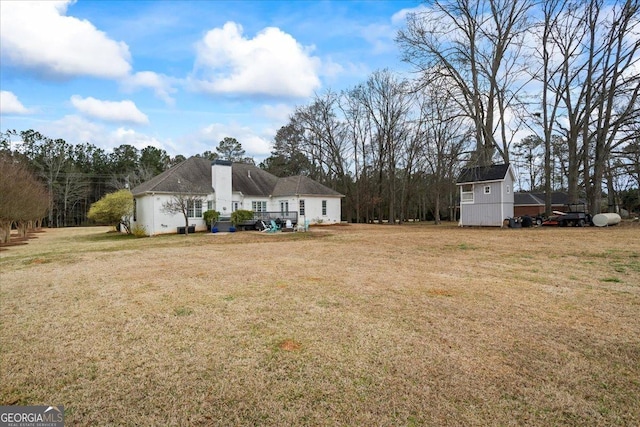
[239, 195, 341, 224]
[458, 169, 516, 227]
[133, 166, 343, 234]
[501, 174, 514, 220]
[297, 196, 341, 224]
[131, 193, 208, 236]
[212, 163, 232, 215]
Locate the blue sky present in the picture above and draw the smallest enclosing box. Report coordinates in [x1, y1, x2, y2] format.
[0, 0, 421, 161]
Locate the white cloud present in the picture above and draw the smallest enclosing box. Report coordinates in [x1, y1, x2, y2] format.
[43, 115, 172, 153]
[192, 22, 321, 98]
[0, 0, 131, 79]
[0, 91, 30, 114]
[70, 96, 149, 125]
[254, 103, 294, 124]
[186, 122, 272, 160]
[121, 71, 177, 106]
[360, 23, 397, 55]
[320, 58, 345, 79]
[391, 4, 431, 26]
[111, 127, 166, 151]
[43, 115, 106, 147]
[624, 61, 640, 80]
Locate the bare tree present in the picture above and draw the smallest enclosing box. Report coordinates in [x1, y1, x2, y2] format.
[585, 0, 640, 213]
[418, 78, 472, 223]
[540, 0, 640, 212]
[513, 135, 544, 191]
[294, 90, 350, 184]
[398, 0, 533, 166]
[618, 135, 640, 191]
[526, 0, 573, 214]
[161, 181, 207, 236]
[615, 133, 640, 213]
[59, 170, 90, 226]
[352, 70, 412, 223]
[293, 90, 353, 218]
[18, 131, 70, 227]
[340, 88, 373, 222]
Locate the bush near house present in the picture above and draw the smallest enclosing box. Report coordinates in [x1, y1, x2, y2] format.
[87, 189, 134, 233]
[131, 225, 148, 238]
[203, 210, 220, 228]
[230, 209, 254, 225]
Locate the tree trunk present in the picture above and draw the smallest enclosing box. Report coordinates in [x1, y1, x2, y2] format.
[0, 220, 11, 244]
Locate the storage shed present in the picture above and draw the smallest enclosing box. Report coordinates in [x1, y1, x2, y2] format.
[456, 163, 516, 227]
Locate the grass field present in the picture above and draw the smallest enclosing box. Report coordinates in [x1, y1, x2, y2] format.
[1, 223, 639, 426]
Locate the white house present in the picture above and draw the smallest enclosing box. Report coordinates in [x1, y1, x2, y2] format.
[130, 158, 344, 235]
[456, 163, 516, 227]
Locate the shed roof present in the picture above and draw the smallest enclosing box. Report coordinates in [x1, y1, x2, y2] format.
[457, 163, 512, 184]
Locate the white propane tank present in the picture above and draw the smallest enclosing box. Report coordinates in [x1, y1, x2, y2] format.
[592, 213, 621, 227]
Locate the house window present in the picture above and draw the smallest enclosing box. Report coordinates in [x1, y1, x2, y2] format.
[252, 201, 266, 212]
[322, 200, 327, 216]
[299, 200, 305, 216]
[461, 184, 474, 203]
[188, 199, 203, 218]
[207, 200, 213, 211]
[133, 199, 137, 221]
[484, 186, 491, 195]
[280, 201, 289, 215]
[233, 202, 239, 212]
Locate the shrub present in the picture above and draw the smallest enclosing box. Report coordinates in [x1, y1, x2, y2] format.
[131, 225, 148, 238]
[203, 210, 220, 228]
[88, 189, 134, 233]
[231, 209, 254, 225]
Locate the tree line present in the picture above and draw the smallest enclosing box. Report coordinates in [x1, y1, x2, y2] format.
[2, 0, 639, 235]
[0, 131, 252, 239]
[261, 0, 640, 221]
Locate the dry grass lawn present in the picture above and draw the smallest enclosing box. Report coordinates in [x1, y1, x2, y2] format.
[1, 223, 639, 426]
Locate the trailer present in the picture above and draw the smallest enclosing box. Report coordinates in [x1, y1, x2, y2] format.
[543, 203, 592, 227]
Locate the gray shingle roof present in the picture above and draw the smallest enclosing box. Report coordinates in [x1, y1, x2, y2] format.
[532, 191, 575, 206]
[514, 191, 581, 206]
[231, 163, 278, 196]
[514, 193, 544, 206]
[131, 157, 213, 195]
[272, 175, 343, 197]
[132, 157, 343, 197]
[457, 163, 511, 184]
